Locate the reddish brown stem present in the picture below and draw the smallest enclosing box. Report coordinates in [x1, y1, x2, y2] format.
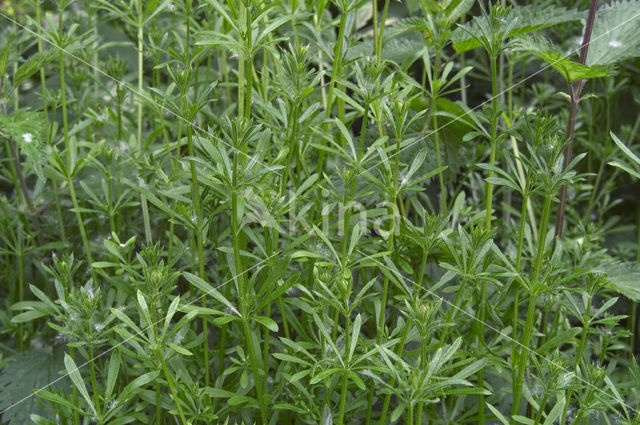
[554, 0, 599, 238]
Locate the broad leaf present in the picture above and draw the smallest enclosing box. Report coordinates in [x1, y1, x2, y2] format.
[597, 261, 640, 302]
[586, 0, 640, 66]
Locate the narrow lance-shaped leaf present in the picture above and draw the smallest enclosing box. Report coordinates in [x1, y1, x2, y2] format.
[64, 354, 96, 416]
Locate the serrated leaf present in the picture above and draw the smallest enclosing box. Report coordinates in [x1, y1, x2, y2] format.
[597, 261, 640, 301]
[518, 39, 610, 82]
[586, 0, 640, 66]
[0, 347, 67, 425]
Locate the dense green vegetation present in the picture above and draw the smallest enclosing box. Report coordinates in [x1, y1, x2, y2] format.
[1, 0, 640, 423]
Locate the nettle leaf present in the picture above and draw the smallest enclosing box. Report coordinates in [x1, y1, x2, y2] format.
[586, 0, 640, 66]
[0, 347, 67, 425]
[0, 109, 47, 181]
[451, 4, 584, 53]
[529, 50, 609, 82]
[597, 261, 640, 302]
[515, 37, 609, 82]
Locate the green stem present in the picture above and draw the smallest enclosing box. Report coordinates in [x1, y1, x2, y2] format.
[512, 291, 537, 421]
[377, 314, 411, 425]
[484, 54, 499, 230]
[36, 0, 66, 243]
[430, 49, 447, 215]
[137, 0, 152, 244]
[438, 279, 467, 350]
[318, 5, 348, 173]
[477, 281, 487, 425]
[575, 296, 592, 371]
[631, 209, 640, 355]
[337, 313, 351, 425]
[232, 145, 267, 422]
[243, 318, 268, 424]
[244, 4, 253, 121]
[185, 122, 209, 386]
[512, 193, 552, 422]
[70, 347, 80, 425]
[377, 0, 390, 66]
[88, 345, 100, 418]
[68, 178, 93, 265]
[532, 390, 550, 425]
[159, 351, 189, 425]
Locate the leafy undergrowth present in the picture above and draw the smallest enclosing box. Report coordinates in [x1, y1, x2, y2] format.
[1, 0, 640, 424]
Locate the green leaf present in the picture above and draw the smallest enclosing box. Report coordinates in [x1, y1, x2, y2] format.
[349, 314, 361, 362]
[254, 316, 278, 332]
[111, 307, 144, 336]
[228, 395, 258, 407]
[34, 390, 84, 413]
[118, 371, 159, 401]
[0, 109, 47, 181]
[13, 50, 56, 88]
[0, 46, 10, 77]
[451, 4, 584, 53]
[487, 404, 510, 425]
[322, 405, 333, 425]
[183, 272, 240, 316]
[0, 347, 67, 425]
[512, 415, 535, 425]
[390, 403, 406, 422]
[609, 131, 640, 178]
[597, 261, 640, 301]
[310, 368, 342, 385]
[167, 343, 193, 356]
[136, 290, 152, 329]
[609, 160, 640, 179]
[64, 354, 96, 415]
[162, 296, 181, 339]
[273, 352, 311, 367]
[542, 394, 566, 425]
[586, 0, 640, 66]
[105, 352, 121, 401]
[527, 48, 609, 82]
